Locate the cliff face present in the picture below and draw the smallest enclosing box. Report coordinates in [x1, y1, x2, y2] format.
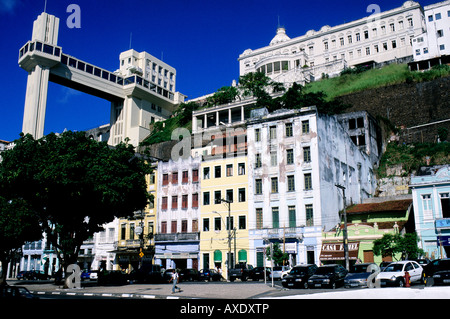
[335, 76, 450, 143]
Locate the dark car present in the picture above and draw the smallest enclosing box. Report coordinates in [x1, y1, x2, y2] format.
[81, 269, 91, 280]
[308, 264, 348, 289]
[129, 265, 163, 283]
[180, 268, 199, 282]
[0, 286, 38, 300]
[249, 267, 271, 281]
[423, 258, 448, 278]
[198, 269, 222, 281]
[16, 271, 31, 280]
[163, 269, 175, 282]
[344, 263, 379, 288]
[424, 258, 450, 285]
[97, 270, 128, 286]
[413, 258, 431, 266]
[282, 264, 318, 289]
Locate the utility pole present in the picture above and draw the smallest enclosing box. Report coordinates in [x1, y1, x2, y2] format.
[220, 198, 232, 280]
[335, 184, 349, 271]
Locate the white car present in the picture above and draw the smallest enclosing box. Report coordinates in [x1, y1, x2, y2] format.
[376, 260, 423, 287]
[269, 266, 290, 280]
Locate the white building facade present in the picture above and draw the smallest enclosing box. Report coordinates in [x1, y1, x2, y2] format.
[154, 157, 202, 270]
[246, 107, 375, 267]
[238, 1, 426, 84]
[411, 0, 450, 69]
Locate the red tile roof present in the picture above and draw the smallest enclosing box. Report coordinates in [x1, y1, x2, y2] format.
[346, 199, 412, 214]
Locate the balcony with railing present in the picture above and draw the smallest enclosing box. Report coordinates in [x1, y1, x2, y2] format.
[154, 232, 200, 243]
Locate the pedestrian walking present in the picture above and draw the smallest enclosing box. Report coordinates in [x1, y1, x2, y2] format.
[169, 269, 182, 293]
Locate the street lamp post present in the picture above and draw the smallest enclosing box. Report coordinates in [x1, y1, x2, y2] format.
[335, 184, 349, 271]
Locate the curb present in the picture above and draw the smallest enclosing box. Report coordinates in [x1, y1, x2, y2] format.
[29, 290, 194, 299]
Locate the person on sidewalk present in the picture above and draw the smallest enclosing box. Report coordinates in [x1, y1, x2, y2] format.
[169, 269, 182, 294]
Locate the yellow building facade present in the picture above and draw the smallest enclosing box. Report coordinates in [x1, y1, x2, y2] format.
[199, 155, 249, 279]
[115, 165, 157, 271]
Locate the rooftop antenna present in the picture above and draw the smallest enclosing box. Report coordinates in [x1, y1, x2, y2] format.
[44, 0, 47, 12]
[129, 32, 132, 49]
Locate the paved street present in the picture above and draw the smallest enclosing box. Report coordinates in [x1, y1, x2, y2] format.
[8, 279, 450, 299]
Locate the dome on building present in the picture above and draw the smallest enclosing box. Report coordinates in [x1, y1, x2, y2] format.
[270, 27, 290, 46]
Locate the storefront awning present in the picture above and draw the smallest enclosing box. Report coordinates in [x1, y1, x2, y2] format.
[320, 242, 359, 261]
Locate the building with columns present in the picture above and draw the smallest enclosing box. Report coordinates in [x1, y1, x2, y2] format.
[238, 1, 426, 84]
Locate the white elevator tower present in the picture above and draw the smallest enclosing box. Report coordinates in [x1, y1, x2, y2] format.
[19, 12, 184, 146]
[22, 12, 59, 139]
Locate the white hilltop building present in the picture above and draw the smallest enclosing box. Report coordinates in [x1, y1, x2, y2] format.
[238, 1, 427, 85]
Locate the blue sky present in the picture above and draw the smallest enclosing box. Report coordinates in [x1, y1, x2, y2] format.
[0, 0, 436, 142]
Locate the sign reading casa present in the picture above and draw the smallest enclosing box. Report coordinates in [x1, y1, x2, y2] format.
[319, 242, 360, 260]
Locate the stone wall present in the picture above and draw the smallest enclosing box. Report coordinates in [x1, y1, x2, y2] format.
[335, 76, 450, 143]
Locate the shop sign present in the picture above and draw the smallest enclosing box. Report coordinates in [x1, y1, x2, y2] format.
[319, 242, 359, 260]
[436, 219, 450, 230]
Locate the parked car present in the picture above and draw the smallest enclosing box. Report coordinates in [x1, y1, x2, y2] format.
[17, 270, 49, 280]
[163, 269, 175, 282]
[249, 267, 271, 281]
[308, 264, 348, 289]
[344, 263, 379, 288]
[423, 258, 449, 278]
[129, 265, 163, 283]
[16, 271, 31, 280]
[89, 270, 99, 281]
[269, 266, 290, 280]
[379, 261, 392, 271]
[98, 270, 128, 286]
[413, 258, 431, 266]
[81, 269, 92, 280]
[0, 286, 38, 300]
[180, 268, 199, 282]
[282, 264, 318, 289]
[198, 269, 222, 282]
[376, 260, 423, 287]
[229, 263, 254, 282]
[424, 258, 450, 285]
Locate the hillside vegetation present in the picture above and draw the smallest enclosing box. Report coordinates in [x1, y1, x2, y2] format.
[141, 64, 450, 146]
[305, 63, 450, 100]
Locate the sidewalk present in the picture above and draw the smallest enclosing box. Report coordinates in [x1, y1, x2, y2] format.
[9, 280, 277, 299]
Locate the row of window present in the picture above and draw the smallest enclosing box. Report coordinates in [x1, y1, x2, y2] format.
[255, 204, 314, 229]
[160, 219, 198, 234]
[254, 120, 310, 142]
[254, 173, 313, 194]
[416, 44, 446, 56]
[323, 18, 414, 52]
[203, 188, 246, 205]
[254, 147, 311, 168]
[120, 222, 154, 240]
[427, 11, 450, 22]
[161, 163, 247, 185]
[162, 169, 199, 186]
[161, 194, 199, 210]
[202, 215, 247, 232]
[421, 192, 450, 220]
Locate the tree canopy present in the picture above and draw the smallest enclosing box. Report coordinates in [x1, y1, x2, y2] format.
[372, 232, 424, 260]
[0, 131, 152, 286]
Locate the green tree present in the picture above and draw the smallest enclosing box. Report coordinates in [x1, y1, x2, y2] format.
[266, 242, 289, 266]
[0, 198, 42, 285]
[207, 86, 240, 106]
[0, 131, 152, 287]
[238, 72, 284, 111]
[281, 82, 350, 114]
[373, 232, 424, 261]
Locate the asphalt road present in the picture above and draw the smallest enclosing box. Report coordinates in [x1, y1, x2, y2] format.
[8, 277, 430, 299]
